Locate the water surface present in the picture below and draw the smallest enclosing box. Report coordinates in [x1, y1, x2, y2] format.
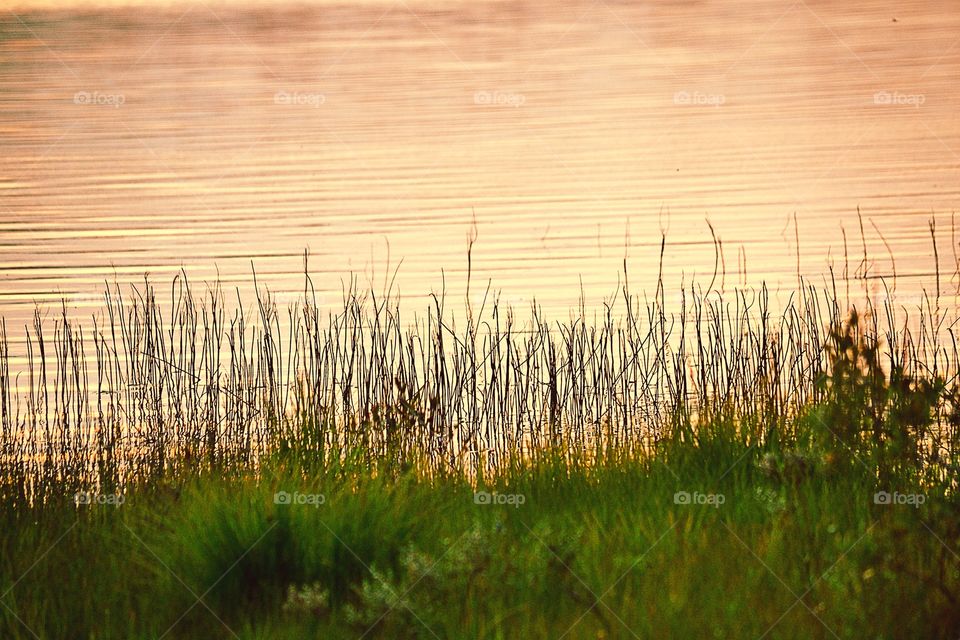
[1, 0, 958, 330]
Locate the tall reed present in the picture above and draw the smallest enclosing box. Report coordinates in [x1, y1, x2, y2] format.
[0, 243, 958, 510]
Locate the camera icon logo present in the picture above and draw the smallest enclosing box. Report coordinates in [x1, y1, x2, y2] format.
[673, 491, 691, 505]
[274, 491, 292, 505]
[873, 491, 892, 505]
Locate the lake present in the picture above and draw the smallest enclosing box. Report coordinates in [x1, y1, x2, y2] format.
[1, 0, 958, 331]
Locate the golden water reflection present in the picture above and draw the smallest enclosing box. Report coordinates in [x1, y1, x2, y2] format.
[0, 0, 958, 333]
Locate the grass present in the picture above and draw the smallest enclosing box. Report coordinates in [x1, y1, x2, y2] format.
[1, 231, 959, 638]
[0, 311, 958, 638]
[0, 417, 957, 639]
[2, 254, 960, 506]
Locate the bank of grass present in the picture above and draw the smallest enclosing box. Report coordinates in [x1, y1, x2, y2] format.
[2, 266, 960, 637]
[1, 404, 958, 639]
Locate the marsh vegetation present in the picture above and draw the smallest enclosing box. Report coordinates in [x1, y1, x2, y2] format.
[1, 241, 959, 638]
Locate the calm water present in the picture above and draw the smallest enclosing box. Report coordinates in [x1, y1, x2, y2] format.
[1, 0, 959, 330]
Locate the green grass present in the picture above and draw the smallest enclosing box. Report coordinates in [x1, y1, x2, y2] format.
[1, 414, 957, 639]
[1, 267, 959, 638]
